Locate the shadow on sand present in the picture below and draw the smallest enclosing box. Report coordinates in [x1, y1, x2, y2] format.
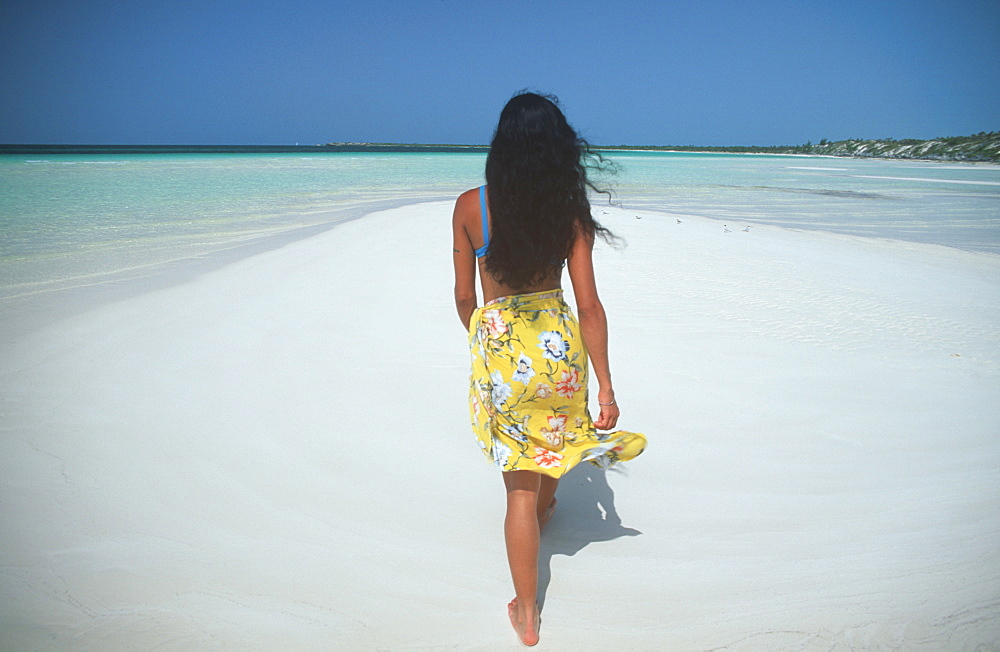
[538, 464, 641, 608]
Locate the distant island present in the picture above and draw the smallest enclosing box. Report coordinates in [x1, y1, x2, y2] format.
[325, 131, 999, 162]
[321, 142, 489, 154]
[601, 131, 1000, 162]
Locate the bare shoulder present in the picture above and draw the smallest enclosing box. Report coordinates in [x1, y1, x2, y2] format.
[453, 187, 481, 229]
[455, 187, 479, 213]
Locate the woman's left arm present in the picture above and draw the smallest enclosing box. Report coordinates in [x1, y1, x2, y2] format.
[452, 191, 479, 330]
[566, 225, 619, 430]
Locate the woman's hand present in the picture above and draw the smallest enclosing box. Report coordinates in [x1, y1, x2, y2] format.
[593, 390, 619, 430]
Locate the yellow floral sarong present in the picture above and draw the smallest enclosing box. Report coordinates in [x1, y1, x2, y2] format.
[468, 290, 646, 478]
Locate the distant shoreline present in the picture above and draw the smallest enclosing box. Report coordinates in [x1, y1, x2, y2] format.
[3, 133, 997, 162]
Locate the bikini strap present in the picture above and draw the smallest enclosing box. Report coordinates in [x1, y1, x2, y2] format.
[475, 185, 490, 257]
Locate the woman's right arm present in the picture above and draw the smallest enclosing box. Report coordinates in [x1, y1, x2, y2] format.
[566, 226, 620, 430]
[452, 190, 479, 330]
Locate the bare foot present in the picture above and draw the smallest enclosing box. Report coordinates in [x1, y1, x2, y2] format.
[539, 497, 557, 532]
[507, 597, 540, 646]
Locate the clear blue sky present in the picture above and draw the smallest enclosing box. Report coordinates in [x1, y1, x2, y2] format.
[1, 0, 997, 146]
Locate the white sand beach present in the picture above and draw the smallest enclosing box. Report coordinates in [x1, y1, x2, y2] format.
[2, 202, 999, 649]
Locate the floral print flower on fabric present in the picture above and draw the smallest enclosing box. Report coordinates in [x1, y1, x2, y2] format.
[500, 422, 529, 443]
[490, 370, 512, 409]
[540, 414, 567, 448]
[512, 353, 536, 383]
[492, 437, 512, 469]
[556, 368, 582, 398]
[538, 330, 569, 362]
[484, 309, 508, 338]
[533, 446, 564, 469]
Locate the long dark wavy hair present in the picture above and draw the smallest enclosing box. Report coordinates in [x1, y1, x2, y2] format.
[484, 91, 615, 289]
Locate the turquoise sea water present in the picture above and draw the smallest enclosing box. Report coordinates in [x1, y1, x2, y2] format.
[611, 151, 1000, 252]
[0, 150, 484, 301]
[1, 148, 998, 302]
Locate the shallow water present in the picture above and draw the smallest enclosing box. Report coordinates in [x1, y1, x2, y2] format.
[0, 151, 484, 300]
[608, 152, 1000, 253]
[1, 149, 997, 302]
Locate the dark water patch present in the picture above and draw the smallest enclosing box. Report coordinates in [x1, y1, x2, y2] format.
[749, 185, 895, 200]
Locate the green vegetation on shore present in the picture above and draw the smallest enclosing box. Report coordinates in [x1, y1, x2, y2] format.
[599, 131, 1000, 162]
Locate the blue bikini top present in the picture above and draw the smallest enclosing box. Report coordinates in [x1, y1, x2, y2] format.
[474, 185, 490, 258]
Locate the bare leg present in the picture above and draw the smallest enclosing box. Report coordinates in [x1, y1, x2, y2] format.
[502, 471, 544, 646]
[537, 474, 560, 531]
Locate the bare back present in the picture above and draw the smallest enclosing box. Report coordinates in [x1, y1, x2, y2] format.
[454, 186, 562, 304]
[478, 262, 562, 305]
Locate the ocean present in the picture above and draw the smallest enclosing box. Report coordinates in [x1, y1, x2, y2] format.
[1, 146, 998, 304]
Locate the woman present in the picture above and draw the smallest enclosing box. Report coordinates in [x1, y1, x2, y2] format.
[452, 92, 645, 646]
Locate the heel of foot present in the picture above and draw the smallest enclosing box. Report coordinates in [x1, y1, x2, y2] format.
[508, 598, 541, 646]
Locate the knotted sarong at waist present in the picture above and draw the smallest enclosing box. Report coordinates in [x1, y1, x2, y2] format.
[467, 290, 646, 478]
